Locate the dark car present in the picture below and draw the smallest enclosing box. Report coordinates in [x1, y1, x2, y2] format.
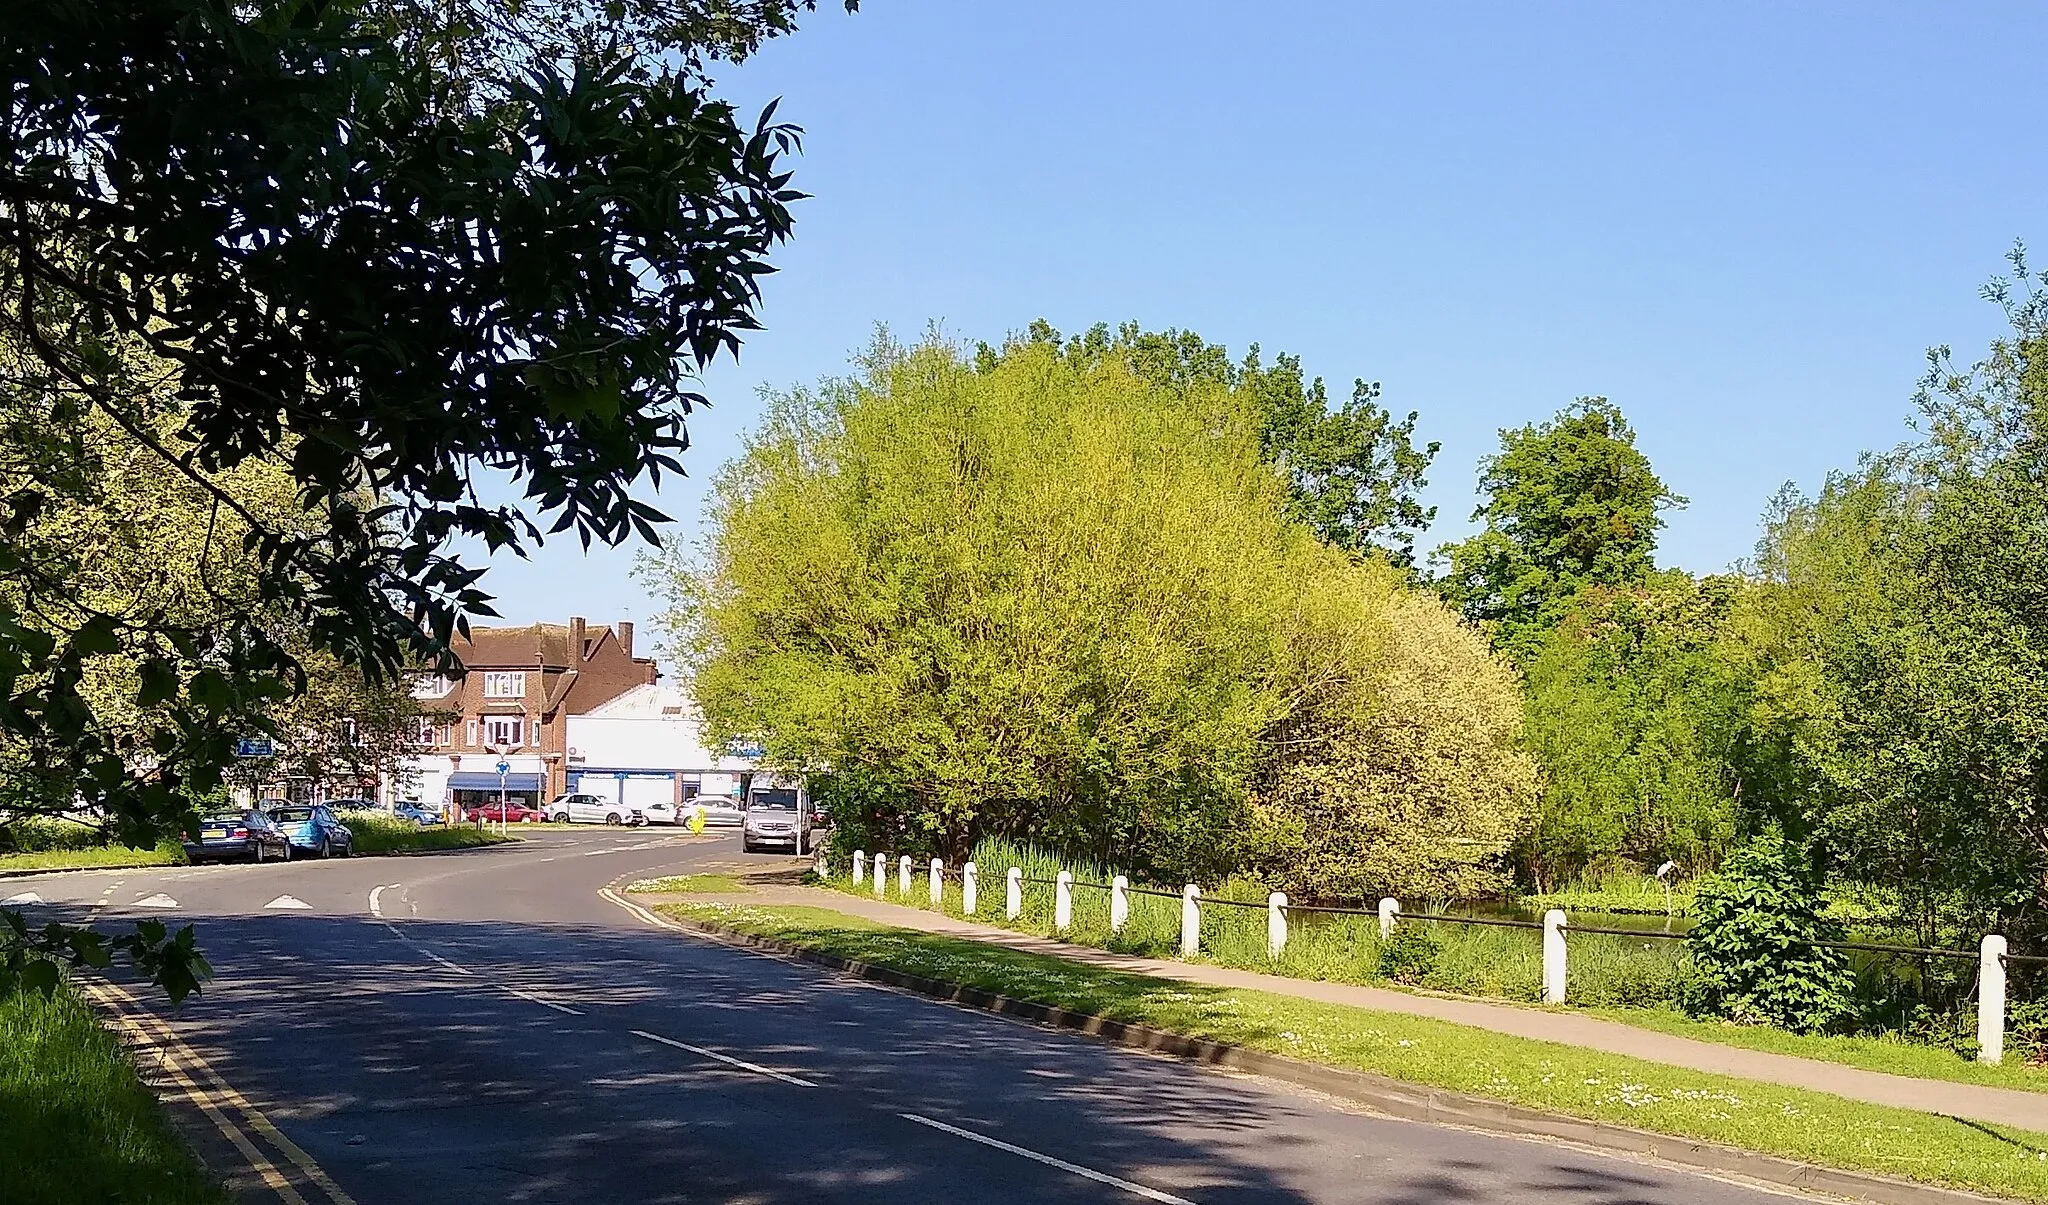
[267, 803, 355, 857]
[183, 808, 293, 863]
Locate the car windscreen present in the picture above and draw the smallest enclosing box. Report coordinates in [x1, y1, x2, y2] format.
[749, 789, 799, 810]
[268, 807, 314, 822]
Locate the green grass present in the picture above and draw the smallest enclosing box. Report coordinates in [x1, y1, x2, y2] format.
[343, 812, 517, 853]
[663, 899, 2048, 1202]
[0, 842, 185, 874]
[0, 983, 225, 1205]
[1589, 1004, 2048, 1093]
[625, 873, 749, 895]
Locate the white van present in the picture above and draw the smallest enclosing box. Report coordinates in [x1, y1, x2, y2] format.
[740, 777, 811, 853]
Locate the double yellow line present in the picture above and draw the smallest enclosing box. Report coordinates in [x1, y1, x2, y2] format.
[82, 979, 359, 1205]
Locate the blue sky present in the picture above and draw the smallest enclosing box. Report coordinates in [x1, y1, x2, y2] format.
[480, 1, 2047, 632]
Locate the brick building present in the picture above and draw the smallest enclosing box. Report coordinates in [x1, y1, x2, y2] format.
[387, 617, 658, 809]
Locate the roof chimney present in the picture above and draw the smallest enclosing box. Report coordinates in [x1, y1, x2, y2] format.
[570, 616, 587, 661]
[616, 621, 634, 659]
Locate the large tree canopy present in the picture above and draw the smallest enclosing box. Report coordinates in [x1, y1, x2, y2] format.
[0, 0, 851, 996]
[653, 332, 1532, 888]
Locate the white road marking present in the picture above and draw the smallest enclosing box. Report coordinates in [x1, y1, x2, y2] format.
[2, 891, 42, 905]
[132, 892, 180, 908]
[898, 1112, 1198, 1204]
[599, 888, 682, 930]
[421, 949, 475, 977]
[367, 884, 399, 918]
[501, 986, 582, 1016]
[630, 1029, 818, 1087]
[264, 894, 313, 910]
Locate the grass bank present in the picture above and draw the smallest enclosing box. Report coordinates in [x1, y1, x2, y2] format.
[0, 983, 225, 1205]
[627, 873, 749, 894]
[0, 842, 186, 874]
[343, 812, 517, 853]
[664, 899, 2048, 1202]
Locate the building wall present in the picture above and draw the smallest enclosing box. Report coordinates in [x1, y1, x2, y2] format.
[563, 686, 756, 805]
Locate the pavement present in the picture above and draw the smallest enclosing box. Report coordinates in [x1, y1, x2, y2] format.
[5, 830, 1875, 1204]
[730, 879, 2048, 1134]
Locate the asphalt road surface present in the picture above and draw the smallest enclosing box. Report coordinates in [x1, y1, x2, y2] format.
[7, 830, 1815, 1204]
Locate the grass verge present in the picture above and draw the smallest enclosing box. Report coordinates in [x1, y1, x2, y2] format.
[662, 899, 2048, 1202]
[344, 813, 517, 853]
[0, 843, 186, 874]
[626, 873, 749, 894]
[1, 983, 225, 1205]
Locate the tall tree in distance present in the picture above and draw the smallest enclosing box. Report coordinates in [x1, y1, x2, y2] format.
[1434, 398, 1684, 658]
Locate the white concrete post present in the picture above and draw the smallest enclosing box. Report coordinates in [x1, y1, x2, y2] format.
[1054, 871, 1073, 931]
[873, 853, 887, 895]
[1542, 909, 1568, 1004]
[898, 855, 912, 897]
[1378, 897, 1400, 940]
[1981, 934, 2009, 1065]
[1110, 875, 1130, 933]
[1006, 867, 1023, 920]
[929, 858, 944, 907]
[1268, 892, 1289, 959]
[963, 862, 979, 915]
[815, 845, 828, 876]
[1180, 884, 1201, 957]
[853, 850, 865, 883]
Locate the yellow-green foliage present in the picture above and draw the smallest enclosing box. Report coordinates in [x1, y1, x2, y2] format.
[661, 335, 1536, 884]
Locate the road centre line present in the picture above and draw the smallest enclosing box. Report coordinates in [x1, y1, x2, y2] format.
[630, 1029, 819, 1087]
[898, 1112, 1199, 1205]
[502, 985, 582, 1016]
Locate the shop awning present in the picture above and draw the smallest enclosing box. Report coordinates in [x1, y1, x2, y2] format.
[448, 771, 543, 792]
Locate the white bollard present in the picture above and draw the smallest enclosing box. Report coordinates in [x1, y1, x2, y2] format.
[1055, 871, 1073, 931]
[1981, 934, 2009, 1065]
[929, 858, 944, 907]
[853, 850, 866, 883]
[1542, 909, 1568, 1004]
[963, 862, 979, 914]
[1006, 867, 1023, 920]
[1378, 897, 1400, 940]
[873, 853, 887, 895]
[1110, 875, 1130, 933]
[1180, 884, 1201, 957]
[899, 855, 912, 897]
[1268, 892, 1288, 959]
[815, 845, 828, 876]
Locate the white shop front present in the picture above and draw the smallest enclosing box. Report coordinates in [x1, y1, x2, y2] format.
[564, 685, 755, 808]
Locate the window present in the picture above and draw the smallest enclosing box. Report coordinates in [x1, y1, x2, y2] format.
[416, 718, 437, 745]
[466, 720, 478, 747]
[526, 715, 539, 746]
[483, 672, 525, 699]
[411, 675, 454, 700]
[483, 715, 522, 747]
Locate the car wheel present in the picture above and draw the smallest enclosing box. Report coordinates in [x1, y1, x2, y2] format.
[279, 840, 292, 862]
[552, 811, 569, 823]
[319, 836, 334, 858]
[251, 842, 267, 864]
[742, 840, 757, 853]
[605, 812, 622, 826]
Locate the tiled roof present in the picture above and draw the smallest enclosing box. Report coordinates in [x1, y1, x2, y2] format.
[456, 623, 574, 670]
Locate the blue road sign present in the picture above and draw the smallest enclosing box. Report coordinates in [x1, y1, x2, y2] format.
[235, 737, 274, 758]
[495, 759, 510, 776]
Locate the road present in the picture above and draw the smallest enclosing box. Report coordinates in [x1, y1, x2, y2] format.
[7, 830, 1811, 1204]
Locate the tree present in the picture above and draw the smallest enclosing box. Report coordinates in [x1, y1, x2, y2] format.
[1435, 399, 1685, 659]
[1006, 322, 1440, 565]
[0, 0, 852, 998]
[1516, 574, 1749, 889]
[654, 331, 1531, 887]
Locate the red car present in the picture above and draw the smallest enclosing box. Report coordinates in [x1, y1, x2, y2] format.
[462, 801, 546, 823]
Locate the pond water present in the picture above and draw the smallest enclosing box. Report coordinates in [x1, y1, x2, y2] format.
[1289, 899, 1692, 937]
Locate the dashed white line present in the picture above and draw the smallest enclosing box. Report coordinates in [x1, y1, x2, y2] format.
[421, 949, 475, 977]
[501, 986, 582, 1015]
[630, 1029, 818, 1087]
[898, 1112, 1199, 1204]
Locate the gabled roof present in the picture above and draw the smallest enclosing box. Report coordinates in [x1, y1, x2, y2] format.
[457, 622, 576, 671]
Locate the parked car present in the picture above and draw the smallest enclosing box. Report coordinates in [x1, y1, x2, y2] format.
[323, 797, 377, 813]
[692, 797, 745, 827]
[463, 801, 546, 823]
[741, 779, 812, 854]
[546, 793, 636, 825]
[265, 804, 355, 857]
[183, 808, 294, 863]
[635, 801, 681, 826]
[391, 801, 443, 826]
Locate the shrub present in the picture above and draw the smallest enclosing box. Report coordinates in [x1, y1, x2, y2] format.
[1377, 924, 1441, 984]
[1682, 834, 1854, 1032]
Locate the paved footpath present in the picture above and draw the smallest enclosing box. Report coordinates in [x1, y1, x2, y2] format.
[724, 879, 2048, 1134]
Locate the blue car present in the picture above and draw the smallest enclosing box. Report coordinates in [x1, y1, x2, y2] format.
[393, 802, 443, 826]
[184, 808, 293, 863]
[266, 804, 354, 857]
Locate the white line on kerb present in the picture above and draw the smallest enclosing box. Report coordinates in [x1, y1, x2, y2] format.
[629, 1029, 818, 1087]
[367, 884, 400, 918]
[898, 1112, 1199, 1205]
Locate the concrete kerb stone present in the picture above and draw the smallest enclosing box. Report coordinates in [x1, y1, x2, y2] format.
[654, 907, 2020, 1205]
